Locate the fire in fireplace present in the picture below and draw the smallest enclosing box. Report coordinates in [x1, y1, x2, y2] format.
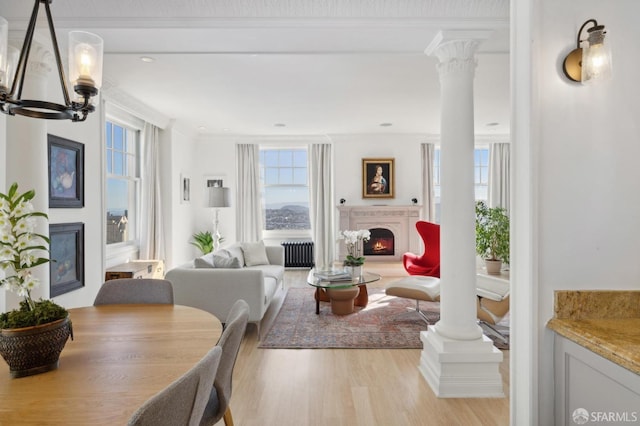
[364, 228, 394, 256]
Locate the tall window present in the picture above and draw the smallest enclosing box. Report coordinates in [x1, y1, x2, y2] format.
[105, 121, 140, 245]
[432, 147, 489, 223]
[259, 148, 310, 232]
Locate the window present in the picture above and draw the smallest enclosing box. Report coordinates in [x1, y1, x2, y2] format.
[432, 147, 489, 223]
[259, 148, 310, 232]
[105, 121, 140, 245]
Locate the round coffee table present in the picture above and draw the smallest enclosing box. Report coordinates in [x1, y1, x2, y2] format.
[307, 269, 381, 315]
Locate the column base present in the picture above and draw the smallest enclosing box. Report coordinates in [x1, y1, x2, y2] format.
[418, 325, 505, 398]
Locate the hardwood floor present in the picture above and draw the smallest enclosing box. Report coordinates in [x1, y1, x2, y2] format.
[217, 263, 510, 426]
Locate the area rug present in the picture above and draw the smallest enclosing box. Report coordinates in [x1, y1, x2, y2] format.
[259, 287, 440, 349]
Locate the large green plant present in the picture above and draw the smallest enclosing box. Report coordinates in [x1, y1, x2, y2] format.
[475, 201, 510, 264]
[190, 231, 214, 254]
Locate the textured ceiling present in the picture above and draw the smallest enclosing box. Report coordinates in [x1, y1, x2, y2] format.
[1, 0, 510, 137]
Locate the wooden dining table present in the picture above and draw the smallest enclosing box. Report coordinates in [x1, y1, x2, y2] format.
[0, 304, 222, 425]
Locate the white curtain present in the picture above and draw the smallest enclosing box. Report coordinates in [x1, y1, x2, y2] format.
[421, 143, 435, 222]
[139, 122, 165, 260]
[488, 143, 510, 211]
[309, 144, 334, 269]
[235, 144, 263, 242]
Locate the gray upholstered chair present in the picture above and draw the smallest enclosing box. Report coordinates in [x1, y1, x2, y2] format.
[128, 345, 222, 426]
[93, 278, 174, 305]
[200, 299, 249, 426]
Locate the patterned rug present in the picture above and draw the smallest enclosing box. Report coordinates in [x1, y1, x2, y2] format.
[259, 287, 440, 349]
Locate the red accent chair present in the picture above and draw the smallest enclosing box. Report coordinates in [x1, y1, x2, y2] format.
[402, 221, 440, 277]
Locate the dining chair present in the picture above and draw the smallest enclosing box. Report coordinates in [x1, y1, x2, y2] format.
[128, 345, 222, 426]
[93, 278, 174, 305]
[200, 299, 250, 426]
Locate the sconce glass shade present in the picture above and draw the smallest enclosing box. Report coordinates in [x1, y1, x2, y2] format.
[208, 187, 231, 208]
[581, 25, 612, 84]
[68, 31, 103, 94]
[563, 19, 612, 84]
[0, 16, 8, 92]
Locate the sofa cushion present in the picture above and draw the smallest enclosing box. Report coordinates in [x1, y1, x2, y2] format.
[241, 241, 270, 266]
[225, 245, 245, 267]
[213, 255, 242, 268]
[194, 253, 215, 268]
[247, 264, 284, 283]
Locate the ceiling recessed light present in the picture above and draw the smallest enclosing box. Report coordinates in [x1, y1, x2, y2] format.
[140, 56, 155, 63]
[486, 122, 500, 127]
[198, 126, 207, 132]
[274, 123, 286, 127]
[379, 122, 393, 127]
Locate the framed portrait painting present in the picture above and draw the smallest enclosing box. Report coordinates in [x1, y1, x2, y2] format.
[362, 158, 394, 199]
[49, 222, 85, 297]
[48, 134, 84, 208]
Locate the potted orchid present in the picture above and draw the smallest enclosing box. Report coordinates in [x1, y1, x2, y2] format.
[339, 229, 371, 278]
[0, 183, 72, 378]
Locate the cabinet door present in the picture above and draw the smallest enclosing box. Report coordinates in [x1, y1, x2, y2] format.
[554, 335, 640, 425]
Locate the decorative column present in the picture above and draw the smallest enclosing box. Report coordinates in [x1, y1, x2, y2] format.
[419, 31, 504, 397]
[5, 38, 53, 305]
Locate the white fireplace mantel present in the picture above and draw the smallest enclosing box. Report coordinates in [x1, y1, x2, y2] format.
[337, 205, 422, 262]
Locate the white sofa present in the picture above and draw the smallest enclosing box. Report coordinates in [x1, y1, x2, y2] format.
[165, 242, 285, 337]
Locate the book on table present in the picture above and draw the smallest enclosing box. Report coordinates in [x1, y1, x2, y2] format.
[313, 270, 352, 281]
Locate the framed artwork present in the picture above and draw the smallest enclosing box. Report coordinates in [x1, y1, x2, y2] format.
[205, 176, 224, 188]
[48, 134, 84, 208]
[362, 158, 394, 199]
[181, 174, 191, 203]
[49, 222, 85, 297]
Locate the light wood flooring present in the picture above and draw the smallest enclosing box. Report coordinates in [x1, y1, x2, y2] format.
[216, 263, 510, 426]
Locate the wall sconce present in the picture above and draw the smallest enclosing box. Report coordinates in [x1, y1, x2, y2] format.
[339, 198, 346, 205]
[411, 198, 418, 205]
[563, 19, 612, 84]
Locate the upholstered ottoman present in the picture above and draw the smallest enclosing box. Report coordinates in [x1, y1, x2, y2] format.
[384, 276, 441, 323]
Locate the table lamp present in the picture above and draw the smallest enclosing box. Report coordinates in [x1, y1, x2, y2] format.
[207, 186, 231, 250]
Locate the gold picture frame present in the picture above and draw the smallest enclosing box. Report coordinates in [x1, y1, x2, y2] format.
[362, 158, 394, 199]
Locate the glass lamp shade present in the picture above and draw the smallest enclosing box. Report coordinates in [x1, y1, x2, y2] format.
[208, 187, 231, 208]
[0, 16, 8, 91]
[68, 31, 104, 92]
[581, 27, 612, 84]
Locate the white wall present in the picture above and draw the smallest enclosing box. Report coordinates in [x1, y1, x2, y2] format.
[161, 126, 198, 269]
[534, 2, 640, 423]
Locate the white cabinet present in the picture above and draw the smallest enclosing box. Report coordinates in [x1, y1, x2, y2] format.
[554, 335, 640, 425]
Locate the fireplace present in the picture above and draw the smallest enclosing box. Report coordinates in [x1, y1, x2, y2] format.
[337, 205, 421, 262]
[364, 228, 394, 256]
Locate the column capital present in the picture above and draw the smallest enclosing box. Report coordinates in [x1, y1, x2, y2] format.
[425, 30, 492, 79]
[9, 34, 54, 80]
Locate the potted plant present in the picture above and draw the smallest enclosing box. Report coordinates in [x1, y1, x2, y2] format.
[0, 183, 72, 378]
[475, 200, 510, 274]
[190, 230, 214, 254]
[338, 229, 371, 278]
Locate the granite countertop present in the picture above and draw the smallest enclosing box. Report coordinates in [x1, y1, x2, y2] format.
[546, 290, 640, 375]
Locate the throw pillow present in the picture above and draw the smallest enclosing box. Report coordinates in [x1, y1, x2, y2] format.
[241, 241, 270, 266]
[225, 245, 245, 267]
[213, 255, 242, 268]
[194, 253, 215, 268]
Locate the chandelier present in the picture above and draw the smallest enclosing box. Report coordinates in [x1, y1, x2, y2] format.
[0, 0, 103, 122]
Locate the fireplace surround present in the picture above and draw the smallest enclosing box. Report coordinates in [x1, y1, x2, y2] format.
[337, 205, 421, 262]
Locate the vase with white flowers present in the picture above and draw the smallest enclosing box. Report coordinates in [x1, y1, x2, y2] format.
[0, 183, 72, 378]
[338, 229, 371, 278]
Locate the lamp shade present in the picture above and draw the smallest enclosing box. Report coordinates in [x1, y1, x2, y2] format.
[68, 31, 104, 91]
[208, 187, 231, 208]
[581, 25, 612, 84]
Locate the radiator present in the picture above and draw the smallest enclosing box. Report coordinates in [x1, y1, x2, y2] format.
[281, 241, 315, 268]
